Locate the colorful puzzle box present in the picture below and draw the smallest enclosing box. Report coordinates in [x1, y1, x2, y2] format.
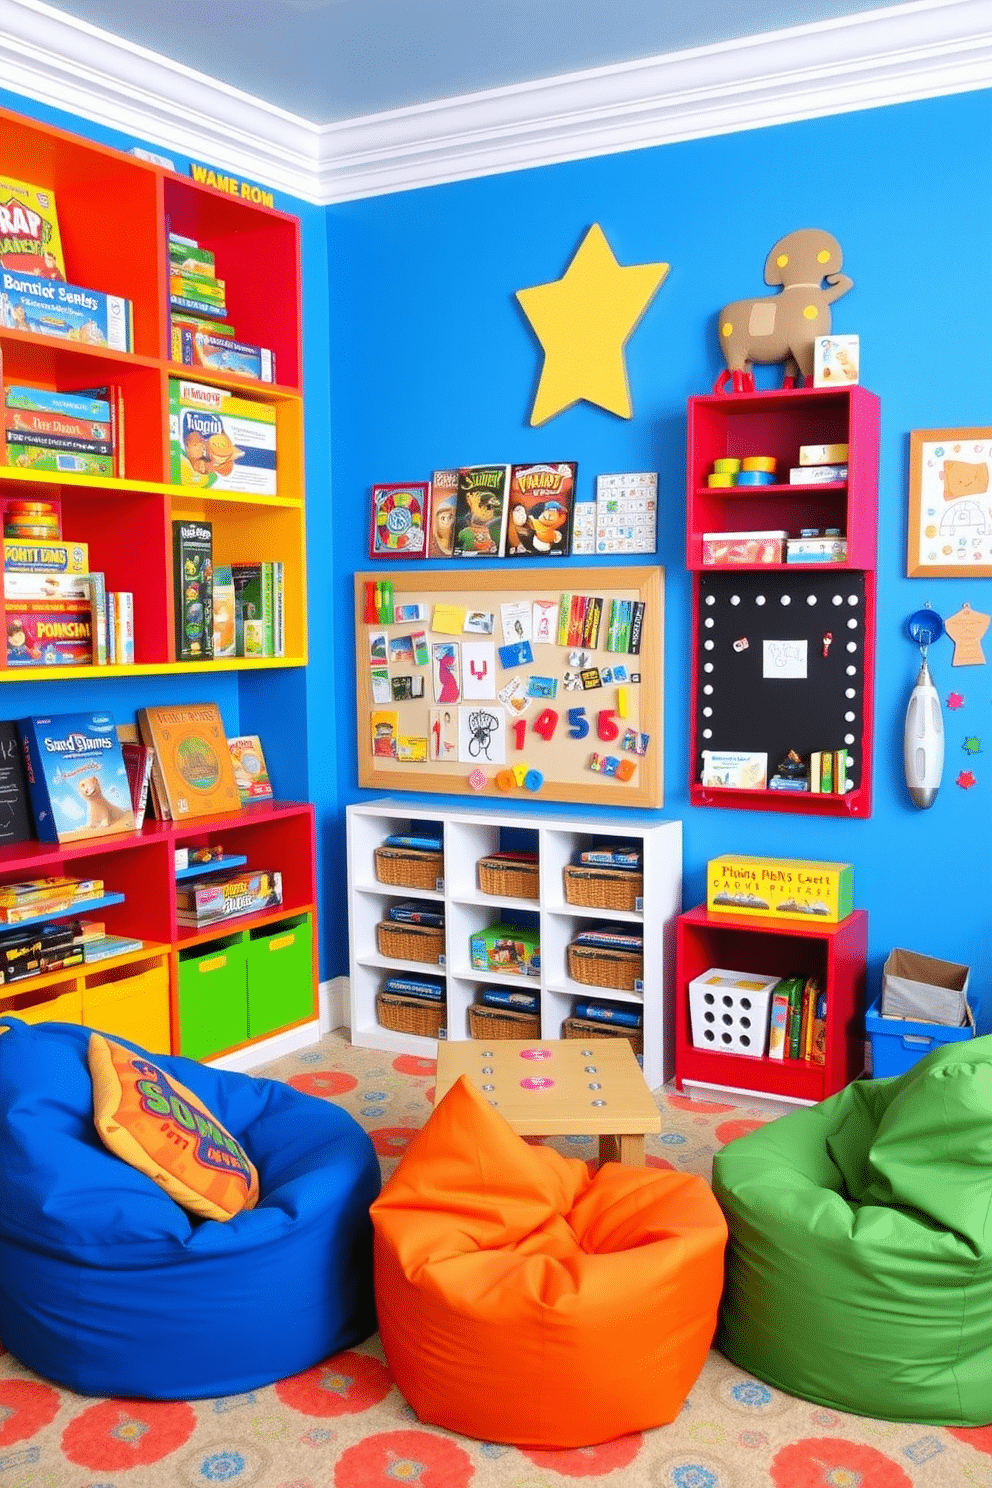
[169, 379, 277, 495]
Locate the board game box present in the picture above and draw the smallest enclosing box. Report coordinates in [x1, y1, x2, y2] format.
[2, 537, 89, 574]
[0, 177, 65, 279]
[137, 702, 241, 820]
[175, 867, 282, 926]
[18, 711, 135, 843]
[505, 462, 577, 557]
[169, 379, 277, 494]
[5, 598, 93, 667]
[0, 270, 132, 351]
[453, 465, 510, 556]
[227, 734, 273, 802]
[172, 519, 214, 662]
[178, 329, 275, 382]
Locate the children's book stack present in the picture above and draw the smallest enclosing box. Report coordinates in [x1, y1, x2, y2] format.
[228, 561, 285, 657]
[767, 974, 826, 1065]
[168, 232, 275, 382]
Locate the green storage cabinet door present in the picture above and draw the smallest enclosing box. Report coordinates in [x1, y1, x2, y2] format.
[177, 932, 248, 1058]
[247, 914, 314, 1038]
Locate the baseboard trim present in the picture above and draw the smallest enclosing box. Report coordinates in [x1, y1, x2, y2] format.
[208, 1019, 321, 1073]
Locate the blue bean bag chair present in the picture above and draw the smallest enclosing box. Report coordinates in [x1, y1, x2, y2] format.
[0, 1017, 380, 1399]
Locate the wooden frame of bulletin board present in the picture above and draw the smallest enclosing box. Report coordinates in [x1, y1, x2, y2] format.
[354, 566, 663, 807]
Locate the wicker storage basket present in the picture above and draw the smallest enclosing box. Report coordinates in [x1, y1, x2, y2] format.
[376, 990, 446, 1038]
[564, 865, 643, 913]
[562, 1015, 643, 1058]
[468, 1002, 541, 1039]
[376, 921, 445, 964]
[478, 855, 540, 900]
[374, 846, 444, 892]
[567, 942, 643, 992]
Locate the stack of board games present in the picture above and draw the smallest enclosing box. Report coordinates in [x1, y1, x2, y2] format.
[0, 875, 104, 923]
[3, 384, 120, 478]
[0, 917, 88, 982]
[169, 379, 277, 495]
[168, 232, 275, 382]
[17, 713, 135, 844]
[175, 866, 282, 927]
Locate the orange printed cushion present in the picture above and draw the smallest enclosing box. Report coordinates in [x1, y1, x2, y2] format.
[88, 1033, 260, 1222]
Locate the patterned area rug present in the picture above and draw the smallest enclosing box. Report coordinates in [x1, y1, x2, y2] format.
[2, 1029, 990, 1488]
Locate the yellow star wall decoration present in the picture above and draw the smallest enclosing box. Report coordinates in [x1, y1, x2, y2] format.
[515, 223, 670, 426]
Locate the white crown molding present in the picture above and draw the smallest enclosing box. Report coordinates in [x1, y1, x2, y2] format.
[0, 0, 324, 201]
[0, 0, 989, 205]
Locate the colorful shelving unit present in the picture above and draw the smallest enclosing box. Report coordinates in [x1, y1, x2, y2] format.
[0, 104, 316, 1058]
[686, 386, 880, 816]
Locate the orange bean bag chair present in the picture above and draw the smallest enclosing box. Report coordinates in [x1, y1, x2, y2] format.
[371, 1075, 727, 1447]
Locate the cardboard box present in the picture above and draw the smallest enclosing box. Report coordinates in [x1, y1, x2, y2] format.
[881, 947, 970, 1026]
[688, 967, 778, 1056]
[707, 854, 854, 922]
[469, 923, 540, 977]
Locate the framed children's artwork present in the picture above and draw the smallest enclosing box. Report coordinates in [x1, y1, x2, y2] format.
[354, 566, 664, 806]
[369, 482, 429, 559]
[907, 427, 992, 576]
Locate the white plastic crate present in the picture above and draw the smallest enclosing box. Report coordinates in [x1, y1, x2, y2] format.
[688, 967, 779, 1057]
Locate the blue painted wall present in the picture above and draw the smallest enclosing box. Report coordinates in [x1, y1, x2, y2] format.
[3, 82, 991, 1015]
[328, 89, 992, 1015]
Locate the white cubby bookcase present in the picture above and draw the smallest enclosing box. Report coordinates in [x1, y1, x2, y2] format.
[346, 796, 682, 1090]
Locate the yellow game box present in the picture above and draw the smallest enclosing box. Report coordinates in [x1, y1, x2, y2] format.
[707, 854, 853, 923]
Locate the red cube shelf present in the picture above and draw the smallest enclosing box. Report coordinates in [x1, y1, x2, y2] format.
[675, 904, 868, 1105]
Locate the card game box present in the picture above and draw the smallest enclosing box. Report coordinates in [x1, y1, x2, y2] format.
[2, 537, 89, 574]
[0, 177, 65, 278]
[5, 598, 93, 667]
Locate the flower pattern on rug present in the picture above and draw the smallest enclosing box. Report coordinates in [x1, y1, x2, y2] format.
[275, 1352, 393, 1417]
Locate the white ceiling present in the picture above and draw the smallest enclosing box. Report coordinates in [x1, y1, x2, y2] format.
[38, 0, 916, 123]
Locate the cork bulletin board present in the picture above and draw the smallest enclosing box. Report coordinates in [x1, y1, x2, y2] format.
[354, 566, 663, 807]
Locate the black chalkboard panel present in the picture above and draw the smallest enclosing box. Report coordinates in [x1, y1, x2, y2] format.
[694, 570, 867, 792]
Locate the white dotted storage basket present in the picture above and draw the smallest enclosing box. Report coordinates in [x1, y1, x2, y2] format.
[688, 968, 779, 1058]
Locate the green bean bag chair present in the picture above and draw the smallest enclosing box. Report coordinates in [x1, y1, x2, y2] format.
[713, 1035, 992, 1425]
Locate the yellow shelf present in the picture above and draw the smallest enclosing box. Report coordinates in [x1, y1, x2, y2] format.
[0, 465, 303, 510]
[0, 656, 307, 682]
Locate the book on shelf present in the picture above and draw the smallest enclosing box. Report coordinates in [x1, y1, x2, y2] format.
[382, 975, 444, 1002]
[811, 988, 827, 1066]
[175, 866, 282, 926]
[107, 592, 134, 666]
[82, 933, 144, 963]
[0, 177, 66, 279]
[172, 520, 214, 662]
[785, 975, 805, 1060]
[120, 742, 154, 828]
[137, 702, 241, 821]
[212, 564, 236, 659]
[480, 986, 539, 1013]
[17, 712, 135, 844]
[767, 986, 790, 1060]
[227, 735, 273, 803]
[230, 561, 283, 657]
[0, 719, 33, 845]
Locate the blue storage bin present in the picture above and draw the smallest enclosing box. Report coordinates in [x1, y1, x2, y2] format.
[866, 995, 976, 1079]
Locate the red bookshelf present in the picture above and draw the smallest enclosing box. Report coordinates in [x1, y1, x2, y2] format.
[685, 386, 879, 816]
[675, 904, 868, 1104]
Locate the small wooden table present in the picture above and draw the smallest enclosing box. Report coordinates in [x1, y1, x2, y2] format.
[434, 1037, 661, 1165]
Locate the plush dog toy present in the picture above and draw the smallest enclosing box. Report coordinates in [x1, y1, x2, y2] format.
[714, 229, 852, 392]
